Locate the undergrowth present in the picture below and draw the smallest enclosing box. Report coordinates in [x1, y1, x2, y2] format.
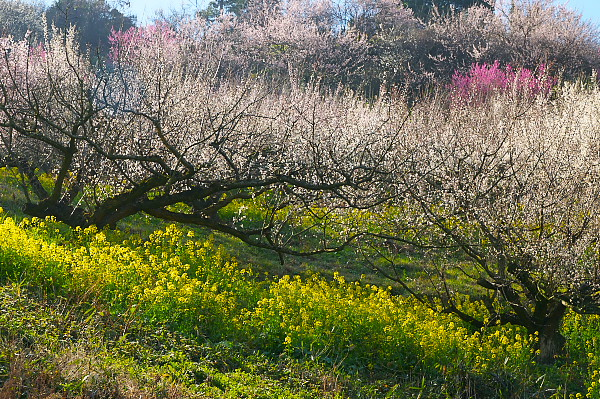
[0, 211, 598, 397]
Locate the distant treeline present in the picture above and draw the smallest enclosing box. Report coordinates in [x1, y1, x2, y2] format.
[0, 0, 598, 95]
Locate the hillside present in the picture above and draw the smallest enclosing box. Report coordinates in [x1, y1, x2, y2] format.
[0, 205, 597, 397]
[1, 0, 600, 397]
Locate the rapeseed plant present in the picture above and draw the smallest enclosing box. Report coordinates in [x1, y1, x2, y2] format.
[0, 214, 594, 395]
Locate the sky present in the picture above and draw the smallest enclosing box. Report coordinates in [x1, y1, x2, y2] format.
[123, 0, 600, 26]
[124, 0, 196, 24]
[563, 0, 600, 25]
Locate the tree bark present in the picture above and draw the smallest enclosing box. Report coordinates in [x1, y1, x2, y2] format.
[537, 329, 566, 364]
[532, 301, 567, 364]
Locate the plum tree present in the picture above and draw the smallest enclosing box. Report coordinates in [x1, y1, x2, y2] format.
[365, 86, 600, 363]
[0, 26, 408, 256]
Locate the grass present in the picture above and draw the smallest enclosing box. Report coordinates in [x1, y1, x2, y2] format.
[0, 283, 347, 398]
[0, 214, 592, 397]
[1, 172, 600, 398]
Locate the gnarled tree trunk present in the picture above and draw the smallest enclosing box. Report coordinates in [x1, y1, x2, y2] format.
[531, 302, 567, 364]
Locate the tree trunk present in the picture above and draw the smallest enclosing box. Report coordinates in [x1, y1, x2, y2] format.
[533, 302, 567, 364]
[23, 200, 87, 228]
[537, 329, 566, 364]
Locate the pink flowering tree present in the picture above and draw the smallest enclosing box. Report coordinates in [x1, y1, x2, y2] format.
[449, 61, 557, 105]
[423, 0, 599, 92]
[108, 23, 181, 65]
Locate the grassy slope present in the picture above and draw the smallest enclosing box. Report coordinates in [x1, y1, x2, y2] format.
[0, 171, 599, 398]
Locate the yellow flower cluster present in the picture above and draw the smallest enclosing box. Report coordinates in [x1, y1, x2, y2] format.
[246, 272, 535, 373]
[0, 217, 258, 338]
[561, 311, 600, 398]
[0, 215, 545, 379]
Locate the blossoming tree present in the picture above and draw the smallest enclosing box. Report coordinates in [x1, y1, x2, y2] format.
[0, 26, 408, 256]
[368, 85, 600, 363]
